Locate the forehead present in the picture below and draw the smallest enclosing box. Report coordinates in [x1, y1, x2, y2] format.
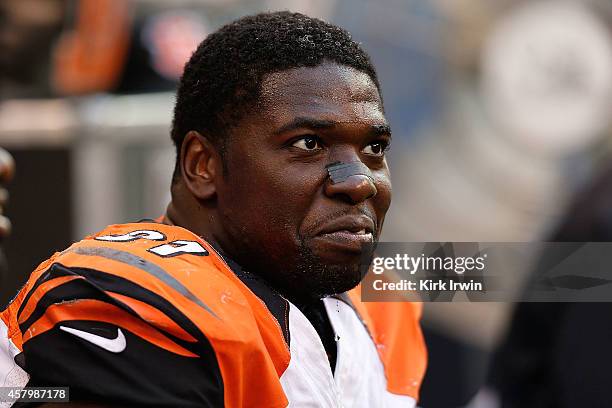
[256, 63, 385, 124]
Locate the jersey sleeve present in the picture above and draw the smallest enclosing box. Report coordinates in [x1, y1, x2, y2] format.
[11, 260, 224, 407]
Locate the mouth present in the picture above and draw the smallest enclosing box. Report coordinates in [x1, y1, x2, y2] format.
[312, 216, 376, 253]
[316, 230, 374, 251]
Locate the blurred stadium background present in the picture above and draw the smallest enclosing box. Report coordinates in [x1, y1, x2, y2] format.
[1, 0, 611, 406]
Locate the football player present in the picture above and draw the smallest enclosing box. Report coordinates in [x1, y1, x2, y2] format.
[1, 12, 426, 407]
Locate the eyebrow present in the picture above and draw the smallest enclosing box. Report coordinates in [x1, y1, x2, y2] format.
[274, 117, 392, 138]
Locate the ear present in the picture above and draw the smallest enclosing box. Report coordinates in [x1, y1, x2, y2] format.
[179, 130, 221, 200]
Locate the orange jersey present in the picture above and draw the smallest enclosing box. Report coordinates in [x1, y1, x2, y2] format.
[1, 222, 426, 407]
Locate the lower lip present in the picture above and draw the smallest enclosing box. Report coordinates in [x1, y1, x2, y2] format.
[314, 230, 374, 252]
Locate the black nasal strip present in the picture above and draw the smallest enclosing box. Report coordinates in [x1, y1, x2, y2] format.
[325, 161, 374, 184]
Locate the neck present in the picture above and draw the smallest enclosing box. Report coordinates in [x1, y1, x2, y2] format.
[166, 182, 223, 252]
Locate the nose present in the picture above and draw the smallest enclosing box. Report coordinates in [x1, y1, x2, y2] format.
[324, 171, 378, 204]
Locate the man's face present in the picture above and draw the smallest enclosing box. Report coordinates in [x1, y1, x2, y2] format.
[215, 62, 392, 301]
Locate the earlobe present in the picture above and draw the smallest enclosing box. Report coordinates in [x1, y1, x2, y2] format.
[180, 131, 219, 200]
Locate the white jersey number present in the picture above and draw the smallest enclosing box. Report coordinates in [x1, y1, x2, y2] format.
[148, 240, 209, 257]
[95, 229, 208, 258]
[95, 229, 166, 242]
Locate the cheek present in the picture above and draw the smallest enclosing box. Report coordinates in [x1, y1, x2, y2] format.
[223, 161, 318, 239]
[373, 174, 392, 221]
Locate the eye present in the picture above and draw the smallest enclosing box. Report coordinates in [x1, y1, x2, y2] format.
[362, 140, 389, 156]
[291, 135, 322, 151]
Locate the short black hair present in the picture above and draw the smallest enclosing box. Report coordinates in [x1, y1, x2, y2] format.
[171, 11, 380, 177]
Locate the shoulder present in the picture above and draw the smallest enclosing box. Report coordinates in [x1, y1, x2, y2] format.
[4, 222, 258, 350]
[56, 222, 221, 280]
[2, 222, 288, 406]
[1, 223, 289, 406]
[34, 221, 236, 300]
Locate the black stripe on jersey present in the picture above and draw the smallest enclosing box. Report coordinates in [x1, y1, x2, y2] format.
[18, 281, 206, 369]
[65, 265, 207, 344]
[17, 264, 207, 354]
[18, 274, 117, 335]
[17, 276, 216, 360]
[16, 264, 73, 320]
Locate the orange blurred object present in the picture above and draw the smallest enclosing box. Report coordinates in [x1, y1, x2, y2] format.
[52, 0, 132, 95]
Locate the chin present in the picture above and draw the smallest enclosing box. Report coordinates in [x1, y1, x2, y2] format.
[281, 242, 375, 300]
[247, 237, 376, 301]
[274, 263, 362, 302]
